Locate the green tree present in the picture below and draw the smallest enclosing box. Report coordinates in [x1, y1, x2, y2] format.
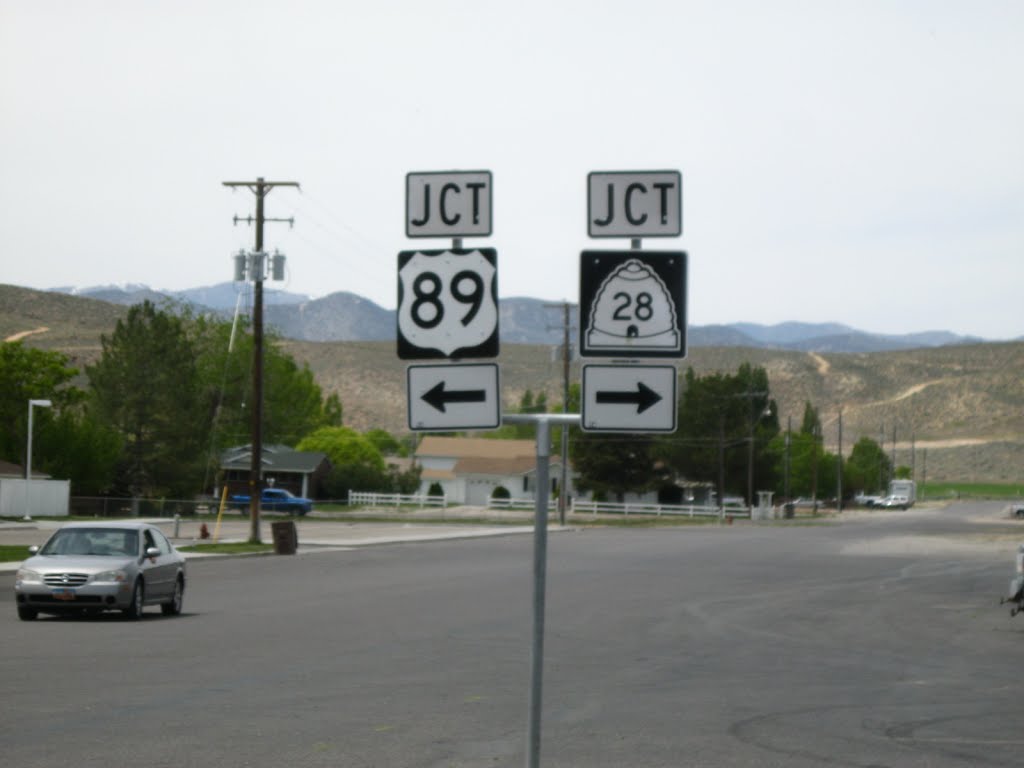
[571, 433, 667, 502]
[659, 364, 779, 503]
[0, 341, 122, 493]
[191, 316, 338, 449]
[296, 427, 385, 470]
[491, 389, 551, 440]
[0, 342, 81, 466]
[767, 425, 840, 501]
[39, 409, 122, 495]
[323, 462, 390, 499]
[387, 462, 422, 494]
[800, 401, 821, 435]
[322, 392, 343, 427]
[844, 437, 892, 493]
[365, 428, 406, 457]
[87, 302, 205, 497]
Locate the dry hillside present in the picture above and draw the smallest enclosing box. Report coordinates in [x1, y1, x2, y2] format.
[3, 283, 1022, 484]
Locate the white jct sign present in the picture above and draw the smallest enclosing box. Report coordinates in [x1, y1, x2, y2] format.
[588, 170, 682, 238]
[406, 171, 492, 238]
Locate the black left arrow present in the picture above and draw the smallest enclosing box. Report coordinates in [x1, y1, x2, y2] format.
[595, 382, 662, 414]
[422, 381, 487, 413]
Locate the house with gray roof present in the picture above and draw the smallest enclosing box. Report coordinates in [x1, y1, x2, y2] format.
[220, 444, 330, 499]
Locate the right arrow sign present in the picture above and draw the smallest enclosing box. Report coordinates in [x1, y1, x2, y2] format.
[595, 381, 663, 414]
[582, 365, 677, 433]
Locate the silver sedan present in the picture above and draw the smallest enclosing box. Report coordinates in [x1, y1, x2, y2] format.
[14, 521, 186, 621]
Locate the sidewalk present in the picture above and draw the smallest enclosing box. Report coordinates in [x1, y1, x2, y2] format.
[0, 517, 540, 571]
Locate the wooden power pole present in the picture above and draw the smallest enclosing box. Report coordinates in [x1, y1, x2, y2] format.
[223, 177, 299, 543]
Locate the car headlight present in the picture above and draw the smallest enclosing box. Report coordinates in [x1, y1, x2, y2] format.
[91, 569, 128, 584]
[15, 568, 41, 584]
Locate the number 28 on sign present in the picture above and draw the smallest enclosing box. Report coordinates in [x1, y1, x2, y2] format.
[397, 249, 499, 360]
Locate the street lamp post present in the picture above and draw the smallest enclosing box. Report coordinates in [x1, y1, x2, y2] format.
[24, 398, 52, 521]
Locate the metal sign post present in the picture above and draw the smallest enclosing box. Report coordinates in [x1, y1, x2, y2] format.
[503, 412, 580, 768]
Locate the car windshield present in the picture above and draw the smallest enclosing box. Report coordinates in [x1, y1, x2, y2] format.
[39, 528, 139, 557]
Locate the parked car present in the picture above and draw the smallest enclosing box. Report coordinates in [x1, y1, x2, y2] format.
[229, 488, 313, 515]
[853, 493, 884, 507]
[879, 495, 910, 510]
[14, 521, 186, 621]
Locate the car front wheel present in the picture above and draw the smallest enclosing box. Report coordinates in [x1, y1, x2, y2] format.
[161, 577, 184, 616]
[123, 579, 144, 619]
[17, 605, 38, 621]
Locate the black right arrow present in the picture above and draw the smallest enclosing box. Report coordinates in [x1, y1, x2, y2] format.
[422, 381, 487, 413]
[595, 382, 662, 414]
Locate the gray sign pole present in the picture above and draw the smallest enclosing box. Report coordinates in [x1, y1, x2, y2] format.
[503, 412, 580, 768]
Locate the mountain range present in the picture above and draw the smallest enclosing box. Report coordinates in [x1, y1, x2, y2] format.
[4, 281, 1023, 484]
[51, 283, 986, 353]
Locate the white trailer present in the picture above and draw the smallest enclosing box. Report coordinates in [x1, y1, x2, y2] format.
[888, 479, 917, 505]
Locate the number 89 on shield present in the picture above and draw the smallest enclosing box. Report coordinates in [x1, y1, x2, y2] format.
[397, 249, 500, 360]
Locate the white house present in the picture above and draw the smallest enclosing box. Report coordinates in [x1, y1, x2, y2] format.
[412, 436, 715, 508]
[414, 436, 573, 506]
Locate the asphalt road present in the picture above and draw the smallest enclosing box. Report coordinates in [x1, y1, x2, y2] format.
[3, 502, 1024, 768]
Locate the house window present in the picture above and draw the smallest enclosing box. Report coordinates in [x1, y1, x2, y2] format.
[523, 476, 529, 492]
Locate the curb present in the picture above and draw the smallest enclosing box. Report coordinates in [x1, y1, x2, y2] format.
[0, 525, 545, 572]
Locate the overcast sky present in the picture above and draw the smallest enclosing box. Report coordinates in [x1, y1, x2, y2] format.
[1, 1, 1021, 339]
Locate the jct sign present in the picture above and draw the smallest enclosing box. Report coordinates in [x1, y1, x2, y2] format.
[588, 170, 681, 238]
[406, 171, 492, 238]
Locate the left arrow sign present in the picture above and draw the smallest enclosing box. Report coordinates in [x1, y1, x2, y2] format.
[422, 381, 487, 413]
[407, 363, 501, 432]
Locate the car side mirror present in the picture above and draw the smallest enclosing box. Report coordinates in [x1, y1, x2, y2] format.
[28, 545, 39, 554]
[145, 547, 160, 558]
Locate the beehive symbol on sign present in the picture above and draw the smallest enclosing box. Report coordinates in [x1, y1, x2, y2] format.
[586, 258, 680, 353]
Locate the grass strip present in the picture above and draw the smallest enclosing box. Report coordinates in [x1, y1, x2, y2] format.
[178, 542, 274, 554]
[0, 545, 34, 563]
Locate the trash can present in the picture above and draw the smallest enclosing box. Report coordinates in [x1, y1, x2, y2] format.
[271, 520, 298, 555]
[783, 503, 795, 519]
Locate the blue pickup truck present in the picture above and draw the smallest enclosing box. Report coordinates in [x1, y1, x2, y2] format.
[229, 488, 313, 516]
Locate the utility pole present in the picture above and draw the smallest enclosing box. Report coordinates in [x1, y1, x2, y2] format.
[811, 423, 820, 510]
[784, 415, 791, 502]
[718, 416, 725, 513]
[836, 406, 843, 512]
[223, 177, 299, 543]
[879, 421, 886, 491]
[743, 389, 768, 510]
[544, 302, 575, 526]
[891, 423, 897, 477]
[911, 430, 916, 481]
[921, 448, 927, 499]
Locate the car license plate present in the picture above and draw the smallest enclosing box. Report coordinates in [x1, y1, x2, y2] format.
[52, 588, 76, 601]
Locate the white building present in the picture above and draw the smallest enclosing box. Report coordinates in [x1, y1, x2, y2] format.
[414, 436, 572, 506]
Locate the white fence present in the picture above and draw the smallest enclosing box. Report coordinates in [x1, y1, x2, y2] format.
[487, 497, 540, 511]
[347, 491, 447, 509]
[570, 499, 750, 518]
